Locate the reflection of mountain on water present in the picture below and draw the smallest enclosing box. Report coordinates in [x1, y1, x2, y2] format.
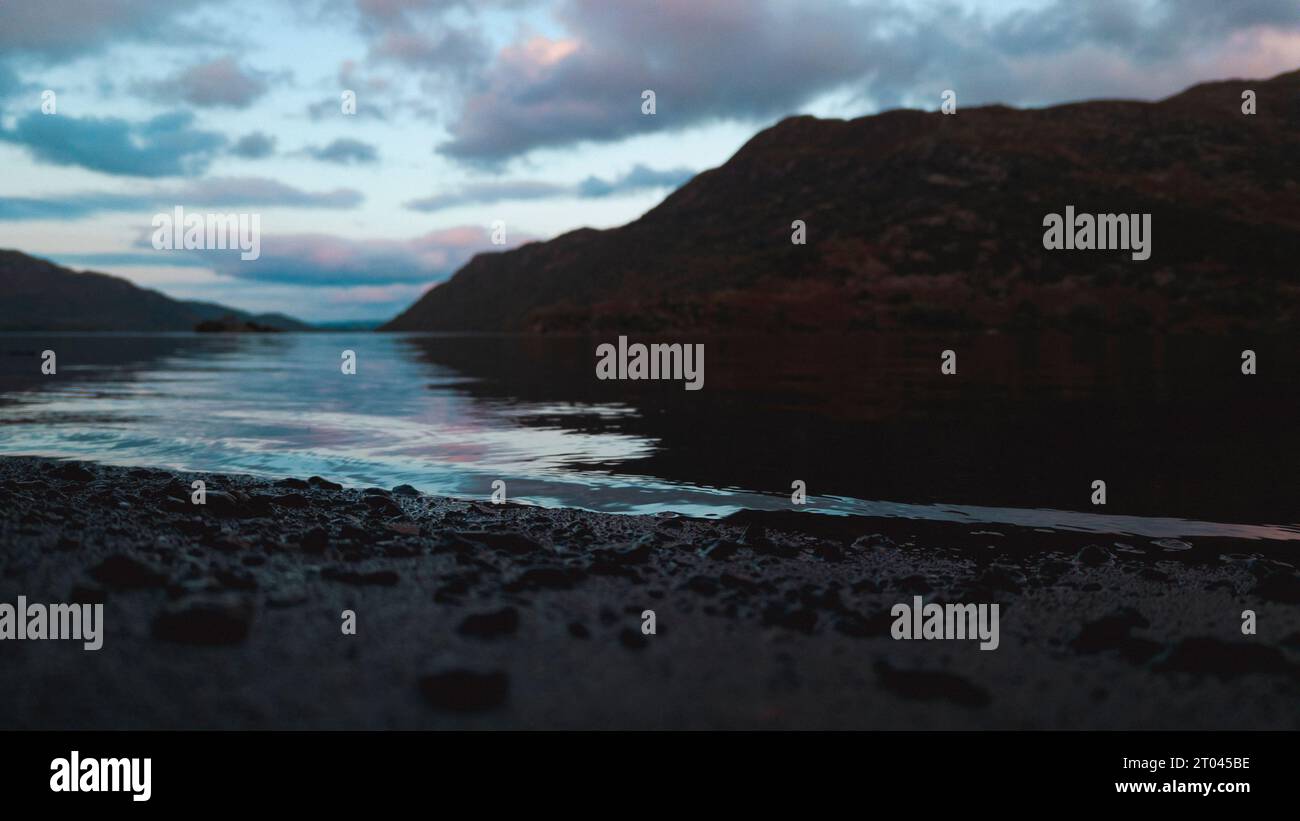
[398, 332, 1300, 526]
[0, 331, 1296, 528]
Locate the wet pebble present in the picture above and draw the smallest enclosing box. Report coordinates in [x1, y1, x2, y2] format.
[874, 662, 990, 708]
[851, 534, 897, 551]
[1153, 637, 1292, 678]
[152, 593, 254, 645]
[1075, 544, 1114, 566]
[457, 530, 541, 556]
[1070, 607, 1153, 657]
[685, 576, 719, 596]
[973, 565, 1024, 594]
[321, 567, 400, 586]
[1254, 571, 1300, 604]
[567, 622, 590, 639]
[895, 574, 932, 594]
[52, 462, 95, 483]
[362, 496, 403, 517]
[504, 566, 583, 592]
[418, 670, 509, 712]
[298, 526, 329, 553]
[383, 521, 420, 537]
[266, 584, 309, 608]
[698, 539, 741, 561]
[761, 604, 818, 634]
[619, 627, 649, 650]
[205, 490, 245, 518]
[816, 543, 844, 562]
[89, 554, 168, 589]
[458, 606, 520, 639]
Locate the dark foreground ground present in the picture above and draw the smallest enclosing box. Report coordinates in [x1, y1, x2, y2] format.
[0, 456, 1297, 730]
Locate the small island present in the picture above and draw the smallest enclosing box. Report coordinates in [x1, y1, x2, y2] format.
[194, 315, 284, 333]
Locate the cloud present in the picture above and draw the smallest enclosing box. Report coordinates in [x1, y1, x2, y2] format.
[190, 226, 526, 286]
[153, 56, 271, 108]
[0, 0, 212, 61]
[325, 281, 428, 305]
[46, 252, 214, 268]
[354, 0, 454, 28]
[231, 131, 277, 159]
[0, 110, 226, 177]
[303, 137, 380, 164]
[435, 0, 1300, 165]
[437, 0, 894, 164]
[57, 226, 520, 289]
[160, 177, 364, 208]
[988, 0, 1300, 62]
[0, 62, 22, 100]
[339, 59, 391, 93]
[307, 95, 390, 121]
[0, 177, 363, 221]
[406, 181, 566, 212]
[575, 164, 693, 197]
[404, 163, 693, 211]
[353, 0, 534, 32]
[368, 26, 489, 73]
[347, 1, 510, 102]
[0, 194, 147, 222]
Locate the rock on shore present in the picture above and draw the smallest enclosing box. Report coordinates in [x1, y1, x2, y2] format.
[1, 456, 1297, 729]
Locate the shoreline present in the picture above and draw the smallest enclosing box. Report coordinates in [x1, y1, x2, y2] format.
[1, 455, 1297, 729]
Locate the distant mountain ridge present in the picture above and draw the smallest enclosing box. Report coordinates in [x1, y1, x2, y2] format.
[383, 69, 1300, 334]
[0, 250, 312, 331]
[180, 300, 312, 331]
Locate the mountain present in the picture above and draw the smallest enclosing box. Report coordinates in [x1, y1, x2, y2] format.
[383, 69, 1300, 334]
[0, 251, 311, 331]
[180, 301, 313, 332]
[312, 319, 386, 331]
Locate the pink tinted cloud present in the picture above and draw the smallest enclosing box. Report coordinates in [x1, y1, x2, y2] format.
[325, 282, 428, 304]
[165, 56, 270, 108]
[196, 226, 536, 286]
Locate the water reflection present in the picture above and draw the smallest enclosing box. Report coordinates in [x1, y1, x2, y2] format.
[0, 331, 1297, 539]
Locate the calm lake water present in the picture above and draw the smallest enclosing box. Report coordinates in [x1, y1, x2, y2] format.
[1, 331, 1297, 541]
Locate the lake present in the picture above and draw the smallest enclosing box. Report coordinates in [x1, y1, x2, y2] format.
[1, 331, 1297, 541]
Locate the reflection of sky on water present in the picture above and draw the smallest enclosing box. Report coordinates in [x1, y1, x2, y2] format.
[0, 332, 1298, 541]
[0, 332, 659, 504]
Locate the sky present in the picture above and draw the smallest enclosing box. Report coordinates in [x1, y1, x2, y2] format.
[0, 0, 1297, 323]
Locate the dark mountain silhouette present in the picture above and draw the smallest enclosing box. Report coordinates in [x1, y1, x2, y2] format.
[181, 300, 311, 331]
[0, 250, 311, 331]
[384, 69, 1300, 334]
[194, 315, 283, 333]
